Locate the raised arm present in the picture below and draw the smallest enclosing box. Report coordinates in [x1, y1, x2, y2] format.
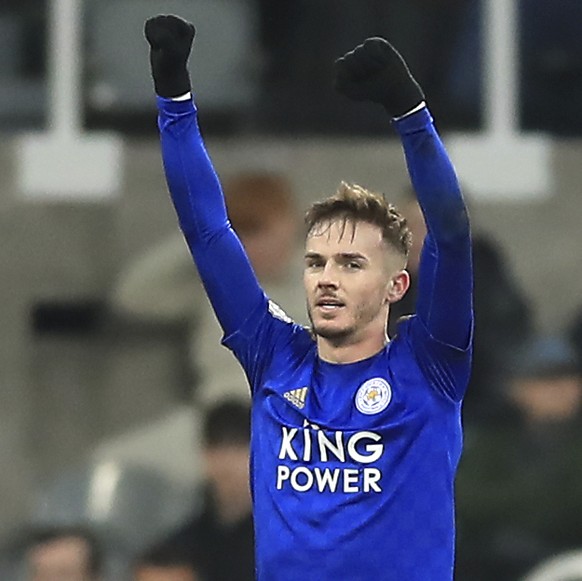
[334, 38, 472, 350]
[144, 15, 264, 335]
[393, 109, 472, 349]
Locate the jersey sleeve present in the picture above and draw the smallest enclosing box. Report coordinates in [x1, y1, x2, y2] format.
[393, 107, 473, 401]
[222, 299, 311, 395]
[156, 96, 264, 338]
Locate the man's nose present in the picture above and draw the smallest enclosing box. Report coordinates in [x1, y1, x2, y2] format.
[317, 262, 339, 288]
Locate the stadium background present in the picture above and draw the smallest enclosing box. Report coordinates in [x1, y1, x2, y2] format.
[0, 0, 581, 578]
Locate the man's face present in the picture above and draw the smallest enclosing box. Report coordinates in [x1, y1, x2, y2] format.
[511, 375, 582, 423]
[239, 213, 296, 281]
[204, 443, 251, 513]
[134, 565, 197, 581]
[304, 219, 402, 343]
[28, 537, 93, 581]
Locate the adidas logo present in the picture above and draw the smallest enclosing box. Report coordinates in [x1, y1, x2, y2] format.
[283, 387, 309, 409]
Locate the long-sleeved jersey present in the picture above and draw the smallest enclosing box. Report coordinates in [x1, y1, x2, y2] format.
[157, 96, 473, 580]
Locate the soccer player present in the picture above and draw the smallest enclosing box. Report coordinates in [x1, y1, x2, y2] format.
[144, 14, 473, 581]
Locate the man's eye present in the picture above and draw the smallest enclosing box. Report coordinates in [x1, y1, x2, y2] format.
[346, 262, 361, 269]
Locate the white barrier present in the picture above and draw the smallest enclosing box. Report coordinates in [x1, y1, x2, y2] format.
[521, 550, 582, 581]
[447, 0, 553, 200]
[16, 0, 123, 200]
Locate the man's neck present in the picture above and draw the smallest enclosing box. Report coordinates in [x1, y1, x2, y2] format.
[317, 332, 388, 364]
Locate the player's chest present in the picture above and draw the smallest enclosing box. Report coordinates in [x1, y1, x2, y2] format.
[257, 362, 433, 435]
[253, 367, 441, 495]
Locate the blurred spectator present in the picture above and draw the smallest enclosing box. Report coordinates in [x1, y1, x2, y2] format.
[455, 335, 582, 581]
[148, 400, 254, 581]
[23, 525, 103, 581]
[389, 191, 532, 426]
[133, 545, 198, 581]
[112, 170, 307, 406]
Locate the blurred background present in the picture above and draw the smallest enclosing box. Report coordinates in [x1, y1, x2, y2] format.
[1, 0, 582, 579]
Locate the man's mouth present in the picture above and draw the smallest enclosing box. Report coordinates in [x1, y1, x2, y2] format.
[316, 298, 345, 311]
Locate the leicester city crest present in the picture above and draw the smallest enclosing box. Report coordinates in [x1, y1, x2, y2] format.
[355, 377, 392, 415]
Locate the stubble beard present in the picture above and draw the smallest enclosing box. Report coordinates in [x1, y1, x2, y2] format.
[306, 303, 361, 343]
[307, 300, 385, 344]
[306, 303, 345, 339]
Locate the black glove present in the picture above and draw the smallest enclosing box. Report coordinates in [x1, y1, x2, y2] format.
[144, 14, 195, 98]
[334, 37, 424, 118]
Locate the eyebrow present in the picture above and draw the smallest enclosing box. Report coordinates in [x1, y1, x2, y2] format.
[338, 252, 368, 262]
[304, 252, 369, 262]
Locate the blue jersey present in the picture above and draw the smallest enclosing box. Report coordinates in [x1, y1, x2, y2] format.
[156, 96, 473, 580]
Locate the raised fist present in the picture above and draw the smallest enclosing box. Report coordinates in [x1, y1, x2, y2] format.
[334, 37, 424, 118]
[144, 14, 195, 98]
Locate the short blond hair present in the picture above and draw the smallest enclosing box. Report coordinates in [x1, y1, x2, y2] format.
[305, 182, 411, 257]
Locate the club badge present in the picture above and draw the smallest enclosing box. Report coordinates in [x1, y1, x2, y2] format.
[355, 377, 392, 415]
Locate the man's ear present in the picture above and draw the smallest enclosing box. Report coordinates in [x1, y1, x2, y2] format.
[386, 269, 410, 304]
